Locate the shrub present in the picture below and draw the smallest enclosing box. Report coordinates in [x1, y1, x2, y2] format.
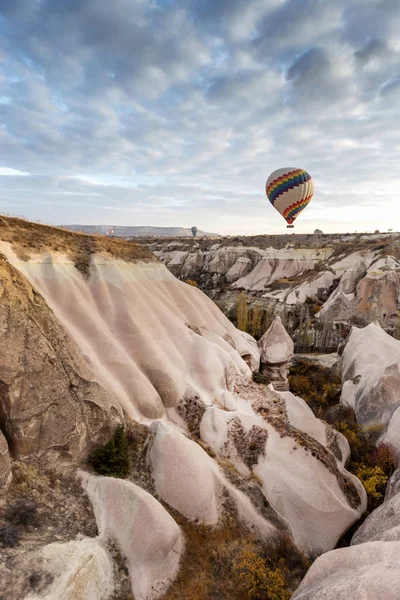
[288, 375, 312, 399]
[356, 464, 388, 510]
[5, 499, 38, 526]
[371, 443, 399, 477]
[234, 546, 290, 600]
[0, 523, 20, 548]
[87, 425, 130, 478]
[252, 372, 270, 385]
[185, 279, 198, 287]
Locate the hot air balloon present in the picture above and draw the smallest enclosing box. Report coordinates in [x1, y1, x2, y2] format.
[191, 226, 198, 238]
[266, 167, 314, 228]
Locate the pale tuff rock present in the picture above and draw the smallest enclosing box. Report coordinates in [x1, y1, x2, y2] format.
[352, 490, 400, 544]
[283, 271, 336, 305]
[386, 466, 400, 501]
[356, 265, 400, 324]
[316, 289, 356, 322]
[0, 254, 122, 468]
[148, 421, 277, 540]
[81, 472, 184, 600]
[258, 316, 293, 391]
[201, 384, 366, 557]
[340, 322, 400, 450]
[0, 430, 12, 493]
[180, 250, 204, 279]
[205, 247, 257, 275]
[1, 244, 256, 423]
[292, 542, 400, 600]
[225, 257, 253, 283]
[25, 538, 114, 600]
[148, 420, 220, 524]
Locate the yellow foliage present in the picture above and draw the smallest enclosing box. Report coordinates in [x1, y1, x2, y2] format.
[356, 465, 388, 504]
[185, 279, 198, 287]
[237, 291, 249, 332]
[334, 421, 360, 448]
[251, 305, 264, 338]
[234, 547, 290, 600]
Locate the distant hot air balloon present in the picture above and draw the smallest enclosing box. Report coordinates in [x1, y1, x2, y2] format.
[191, 226, 198, 238]
[266, 167, 314, 228]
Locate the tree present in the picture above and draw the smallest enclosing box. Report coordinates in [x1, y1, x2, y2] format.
[251, 305, 264, 338]
[237, 291, 249, 332]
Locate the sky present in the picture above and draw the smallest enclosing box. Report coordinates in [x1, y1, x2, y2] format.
[1, 0, 400, 235]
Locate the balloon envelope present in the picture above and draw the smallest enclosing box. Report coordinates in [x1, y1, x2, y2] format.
[266, 167, 314, 225]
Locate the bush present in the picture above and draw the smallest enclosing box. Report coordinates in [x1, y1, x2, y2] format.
[234, 546, 290, 600]
[356, 464, 388, 510]
[371, 443, 399, 477]
[252, 372, 270, 385]
[87, 425, 130, 478]
[185, 279, 198, 287]
[0, 523, 20, 548]
[5, 499, 38, 526]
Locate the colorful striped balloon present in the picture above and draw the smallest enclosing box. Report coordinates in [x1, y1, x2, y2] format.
[266, 167, 314, 226]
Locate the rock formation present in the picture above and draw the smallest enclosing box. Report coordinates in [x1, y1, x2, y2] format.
[258, 316, 294, 391]
[150, 235, 400, 349]
[0, 430, 11, 493]
[293, 319, 400, 600]
[340, 321, 400, 451]
[0, 217, 379, 599]
[0, 253, 122, 469]
[81, 473, 184, 600]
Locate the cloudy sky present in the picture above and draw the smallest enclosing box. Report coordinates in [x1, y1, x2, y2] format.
[1, 0, 400, 234]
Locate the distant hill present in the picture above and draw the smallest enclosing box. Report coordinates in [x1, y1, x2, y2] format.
[59, 225, 220, 238]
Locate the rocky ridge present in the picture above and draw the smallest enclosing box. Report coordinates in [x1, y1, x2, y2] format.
[148, 233, 400, 347]
[0, 217, 368, 600]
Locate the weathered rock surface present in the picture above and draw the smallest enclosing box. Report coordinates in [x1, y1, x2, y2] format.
[0, 430, 11, 493]
[200, 381, 365, 557]
[341, 321, 400, 450]
[258, 316, 293, 391]
[25, 538, 114, 600]
[386, 466, 400, 501]
[81, 473, 184, 600]
[0, 254, 122, 468]
[292, 541, 400, 600]
[0, 244, 258, 423]
[148, 420, 277, 540]
[352, 490, 400, 544]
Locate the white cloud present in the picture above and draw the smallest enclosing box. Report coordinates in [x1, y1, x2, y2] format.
[0, 167, 31, 176]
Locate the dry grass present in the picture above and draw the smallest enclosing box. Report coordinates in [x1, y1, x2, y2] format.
[162, 502, 308, 600]
[0, 215, 155, 277]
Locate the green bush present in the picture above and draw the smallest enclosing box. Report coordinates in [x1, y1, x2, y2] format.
[252, 372, 271, 385]
[87, 425, 130, 478]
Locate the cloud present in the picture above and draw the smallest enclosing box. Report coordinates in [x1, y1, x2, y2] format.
[0, 167, 31, 176]
[0, 0, 399, 233]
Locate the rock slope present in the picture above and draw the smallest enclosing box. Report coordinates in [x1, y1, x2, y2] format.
[293, 322, 400, 600]
[0, 217, 368, 599]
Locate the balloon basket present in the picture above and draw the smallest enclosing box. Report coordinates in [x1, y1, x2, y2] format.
[286, 225, 294, 229]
